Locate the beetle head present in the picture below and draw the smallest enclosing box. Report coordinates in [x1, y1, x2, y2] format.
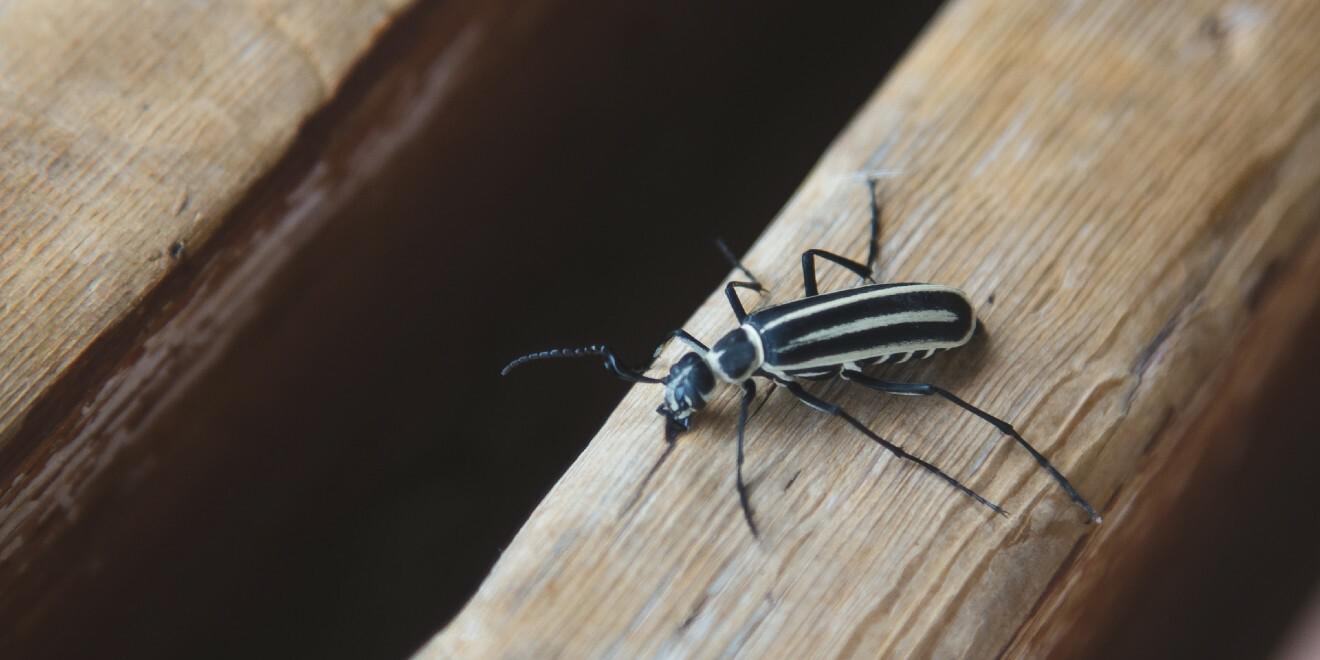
[656, 351, 716, 441]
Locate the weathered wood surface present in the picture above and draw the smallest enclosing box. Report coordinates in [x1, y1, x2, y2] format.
[0, 0, 414, 651]
[421, 0, 1320, 657]
[1010, 196, 1320, 658]
[0, 0, 409, 454]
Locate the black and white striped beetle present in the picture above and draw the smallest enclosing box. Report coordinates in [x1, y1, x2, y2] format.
[503, 180, 1101, 536]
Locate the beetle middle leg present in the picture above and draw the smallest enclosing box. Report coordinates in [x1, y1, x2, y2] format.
[799, 179, 886, 296]
[800, 249, 875, 296]
[839, 369, 1102, 523]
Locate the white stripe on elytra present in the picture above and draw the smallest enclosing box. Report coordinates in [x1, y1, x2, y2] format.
[759, 284, 960, 331]
[778, 308, 959, 351]
[773, 339, 959, 370]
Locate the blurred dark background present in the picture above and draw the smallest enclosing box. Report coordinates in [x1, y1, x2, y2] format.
[28, 2, 947, 659]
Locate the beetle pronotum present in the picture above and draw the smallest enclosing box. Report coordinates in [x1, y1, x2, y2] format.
[503, 179, 1101, 536]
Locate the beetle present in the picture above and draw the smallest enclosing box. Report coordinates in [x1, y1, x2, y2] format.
[502, 179, 1101, 536]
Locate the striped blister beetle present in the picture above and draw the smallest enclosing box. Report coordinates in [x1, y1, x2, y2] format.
[503, 179, 1101, 536]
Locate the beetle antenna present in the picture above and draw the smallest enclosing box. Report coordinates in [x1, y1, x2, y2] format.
[501, 345, 663, 384]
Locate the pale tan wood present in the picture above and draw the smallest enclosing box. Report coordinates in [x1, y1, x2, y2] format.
[419, 0, 1320, 657]
[0, 0, 411, 452]
[1005, 187, 1320, 658]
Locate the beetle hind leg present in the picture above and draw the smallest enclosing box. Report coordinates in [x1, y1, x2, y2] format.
[839, 369, 1102, 524]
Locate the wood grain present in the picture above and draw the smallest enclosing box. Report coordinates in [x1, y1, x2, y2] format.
[1009, 187, 1320, 659]
[0, 0, 414, 651]
[420, 0, 1320, 657]
[0, 0, 409, 453]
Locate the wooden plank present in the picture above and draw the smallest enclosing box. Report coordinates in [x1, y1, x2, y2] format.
[1008, 206, 1320, 658]
[0, 0, 410, 453]
[420, 0, 1320, 656]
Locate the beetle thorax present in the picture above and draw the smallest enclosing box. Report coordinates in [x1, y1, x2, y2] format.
[706, 326, 765, 384]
